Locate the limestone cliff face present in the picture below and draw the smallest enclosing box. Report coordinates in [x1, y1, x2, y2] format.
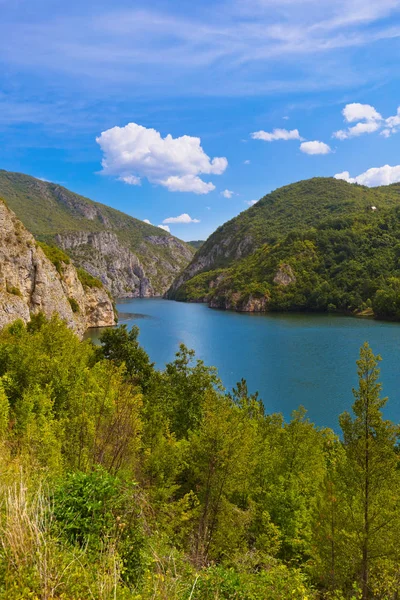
[55, 231, 193, 298]
[0, 200, 115, 334]
[0, 170, 195, 299]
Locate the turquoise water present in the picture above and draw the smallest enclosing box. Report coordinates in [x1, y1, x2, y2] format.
[86, 298, 400, 430]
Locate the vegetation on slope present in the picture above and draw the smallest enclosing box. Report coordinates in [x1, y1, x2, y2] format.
[0, 170, 195, 295]
[170, 178, 400, 319]
[187, 240, 205, 249]
[0, 315, 399, 598]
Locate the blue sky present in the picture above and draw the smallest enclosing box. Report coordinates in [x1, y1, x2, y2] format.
[1, 0, 400, 240]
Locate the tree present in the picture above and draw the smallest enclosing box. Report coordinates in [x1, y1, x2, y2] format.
[100, 325, 154, 391]
[339, 343, 400, 599]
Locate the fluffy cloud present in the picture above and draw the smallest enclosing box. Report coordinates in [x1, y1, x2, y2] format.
[333, 103, 382, 139]
[143, 219, 151, 224]
[96, 123, 227, 194]
[221, 189, 234, 198]
[244, 160, 251, 164]
[381, 107, 400, 137]
[334, 121, 381, 140]
[245, 200, 257, 206]
[342, 103, 382, 123]
[162, 213, 200, 224]
[251, 128, 302, 142]
[300, 141, 331, 155]
[334, 164, 400, 186]
[158, 224, 170, 232]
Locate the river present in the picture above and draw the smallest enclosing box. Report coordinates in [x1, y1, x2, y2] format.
[85, 298, 400, 430]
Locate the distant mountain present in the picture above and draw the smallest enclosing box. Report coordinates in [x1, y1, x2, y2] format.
[187, 240, 205, 250]
[168, 177, 400, 319]
[0, 170, 195, 298]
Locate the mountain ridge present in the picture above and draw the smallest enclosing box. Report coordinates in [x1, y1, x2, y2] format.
[168, 177, 400, 320]
[0, 170, 195, 298]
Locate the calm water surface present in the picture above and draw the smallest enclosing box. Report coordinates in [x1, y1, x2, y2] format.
[86, 298, 400, 430]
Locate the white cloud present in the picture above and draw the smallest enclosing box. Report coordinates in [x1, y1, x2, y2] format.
[251, 128, 302, 142]
[342, 103, 382, 123]
[334, 120, 381, 140]
[381, 106, 400, 137]
[221, 189, 234, 198]
[333, 102, 383, 139]
[143, 219, 151, 224]
[158, 224, 170, 232]
[96, 122, 227, 194]
[300, 140, 331, 155]
[162, 213, 200, 224]
[244, 160, 251, 164]
[334, 164, 400, 186]
[120, 175, 141, 185]
[245, 199, 258, 206]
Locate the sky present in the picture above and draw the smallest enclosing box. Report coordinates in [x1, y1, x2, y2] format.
[1, 0, 400, 241]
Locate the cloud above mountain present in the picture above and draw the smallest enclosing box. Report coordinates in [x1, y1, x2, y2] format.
[163, 213, 200, 224]
[300, 141, 331, 155]
[96, 123, 227, 194]
[335, 164, 400, 186]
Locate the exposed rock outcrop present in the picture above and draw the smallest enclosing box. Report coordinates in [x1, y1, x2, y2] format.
[273, 264, 296, 286]
[0, 170, 195, 299]
[55, 231, 193, 298]
[0, 199, 115, 335]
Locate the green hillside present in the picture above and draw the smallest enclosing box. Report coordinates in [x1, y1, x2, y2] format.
[187, 240, 205, 250]
[0, 170, 195, 296]
[169, 177, 400, 319]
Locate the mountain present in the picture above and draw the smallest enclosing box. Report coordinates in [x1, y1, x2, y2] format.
[187, 240, 205, 250]
[168, 177, 400, 319]
[0, 170, 195, 298]
[0, 198, 115, 334]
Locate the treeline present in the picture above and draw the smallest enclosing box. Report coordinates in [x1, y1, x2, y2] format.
[0, 316, 399, 599]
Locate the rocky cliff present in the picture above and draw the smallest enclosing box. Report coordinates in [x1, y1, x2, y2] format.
[0, 170, 195, 298]
[0, 198, 115, 335]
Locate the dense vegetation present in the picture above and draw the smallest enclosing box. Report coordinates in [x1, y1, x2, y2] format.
[0, 315, 398, 599]
[170, 178, 400, 319]
[188, 240, 205, 250]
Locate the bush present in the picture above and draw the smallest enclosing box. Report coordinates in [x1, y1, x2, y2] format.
[77, 267, 103, 289]
[37, 242, 70, 274]
[68, 297, 80, 313]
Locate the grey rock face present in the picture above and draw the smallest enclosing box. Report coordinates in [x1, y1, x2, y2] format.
[56, 231, 193, 299]
[0, 201, 115, 335]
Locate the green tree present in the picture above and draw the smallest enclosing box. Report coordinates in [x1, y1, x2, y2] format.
[339, 343, 400, 599]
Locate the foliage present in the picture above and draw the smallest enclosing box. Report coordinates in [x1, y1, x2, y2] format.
[37, 241, 70, 273]
[171, 178, 400, 320]
[77, 266, 103, 288]
[0, 316, 399, 598]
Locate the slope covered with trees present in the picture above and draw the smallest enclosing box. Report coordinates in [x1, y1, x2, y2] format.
[0, 170, 194, 298]
[0, 315, 399, 599]
[169, 178, 400, 319]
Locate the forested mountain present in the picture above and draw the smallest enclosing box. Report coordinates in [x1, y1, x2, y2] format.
[0, 170, 195, 298]
[168, 177, 400, 319]
[0, 316, 398, 598]
[188, 240, 205, 249]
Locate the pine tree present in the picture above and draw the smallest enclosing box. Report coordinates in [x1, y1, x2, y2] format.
[339, 343, 400, 599]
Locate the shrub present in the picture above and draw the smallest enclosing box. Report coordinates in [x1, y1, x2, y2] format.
[37, 242, 70, 274]
[68, 297, 80, 313]
[77, 267, 103, 289]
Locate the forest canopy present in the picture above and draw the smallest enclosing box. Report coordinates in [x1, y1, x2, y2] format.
[0, 316, 398, 599]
